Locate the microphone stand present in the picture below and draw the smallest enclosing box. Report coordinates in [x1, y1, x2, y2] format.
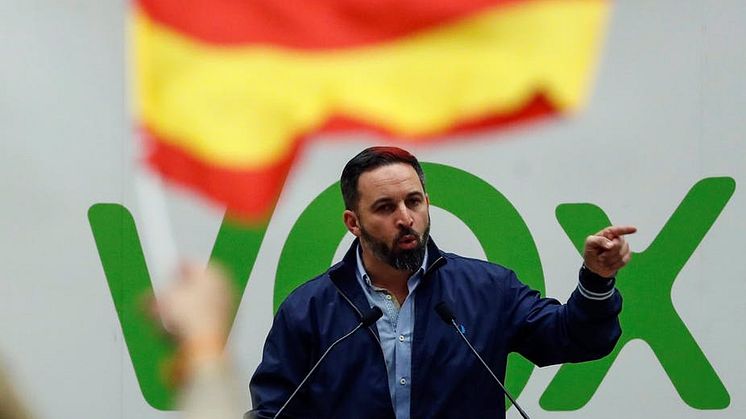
[272, 307, 383, 419]
[436, 302, 531, 419]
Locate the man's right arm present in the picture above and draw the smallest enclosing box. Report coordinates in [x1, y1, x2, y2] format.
[249, 303, 312, 419]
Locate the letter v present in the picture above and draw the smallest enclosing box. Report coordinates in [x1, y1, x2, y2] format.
[88, 203, 267, 410]
[540, 177, 735, 410]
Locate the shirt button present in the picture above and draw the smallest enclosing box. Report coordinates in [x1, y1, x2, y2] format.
[398, 335, 405, 342]
[400, 378, 407, 385]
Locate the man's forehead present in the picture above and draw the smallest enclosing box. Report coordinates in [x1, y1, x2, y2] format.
[357, 164, 423, 200]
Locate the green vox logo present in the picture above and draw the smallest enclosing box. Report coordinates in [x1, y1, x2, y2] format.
[88, 163, 735, 411]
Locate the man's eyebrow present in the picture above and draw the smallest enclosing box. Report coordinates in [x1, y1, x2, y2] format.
[370, 197, 394, 208]
[370, 191, 424, 208]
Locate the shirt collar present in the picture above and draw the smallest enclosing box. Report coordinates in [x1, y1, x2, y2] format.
[355, 243, 428, 288]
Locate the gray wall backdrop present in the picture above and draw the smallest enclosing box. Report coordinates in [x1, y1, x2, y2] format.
[1, 1, 744, 418]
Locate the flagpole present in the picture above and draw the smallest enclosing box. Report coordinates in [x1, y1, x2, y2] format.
[135, 168, 179, 284]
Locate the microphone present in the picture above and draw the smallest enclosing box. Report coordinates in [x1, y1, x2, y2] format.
[434, 302, 531, 419]
[359, 306, 384, 327]
[271, 306, 384, 419]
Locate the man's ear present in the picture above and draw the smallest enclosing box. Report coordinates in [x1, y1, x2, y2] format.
[343, 210, 361, 237]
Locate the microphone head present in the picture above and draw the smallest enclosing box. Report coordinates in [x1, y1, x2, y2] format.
[435, 301, 456, 324]
[361, 306, 383, 326]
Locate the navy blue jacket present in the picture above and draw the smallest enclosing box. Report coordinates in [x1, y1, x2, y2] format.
[249, 239, 622, 418]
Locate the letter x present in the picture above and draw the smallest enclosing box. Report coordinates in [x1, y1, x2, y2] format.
[540, 177, 734, 410]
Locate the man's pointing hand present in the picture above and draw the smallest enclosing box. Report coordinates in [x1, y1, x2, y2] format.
[583, 225, 637, 278]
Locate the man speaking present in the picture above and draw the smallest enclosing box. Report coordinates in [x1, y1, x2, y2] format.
[249, 146, 635, 418]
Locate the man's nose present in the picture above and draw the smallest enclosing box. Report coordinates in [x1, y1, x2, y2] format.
[395, 203, 414, 227]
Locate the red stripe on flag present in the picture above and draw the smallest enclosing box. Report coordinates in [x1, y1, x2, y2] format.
[137, 0, 525, 48]
[142, 127, 296, 222]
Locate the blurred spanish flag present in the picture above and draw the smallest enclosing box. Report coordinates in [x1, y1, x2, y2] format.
[133, 0, 610, 222]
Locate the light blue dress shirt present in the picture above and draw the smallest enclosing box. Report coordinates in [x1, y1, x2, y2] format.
[355, 246, 428, 419]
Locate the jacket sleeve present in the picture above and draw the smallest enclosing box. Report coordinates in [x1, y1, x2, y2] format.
[505, 267, 622, 367]
[249, 300, 314, 419]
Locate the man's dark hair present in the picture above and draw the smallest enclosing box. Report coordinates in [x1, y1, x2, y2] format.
[340, 146, 426, 211]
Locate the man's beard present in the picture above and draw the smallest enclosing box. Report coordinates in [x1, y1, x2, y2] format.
[359, 220, 430, 272]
